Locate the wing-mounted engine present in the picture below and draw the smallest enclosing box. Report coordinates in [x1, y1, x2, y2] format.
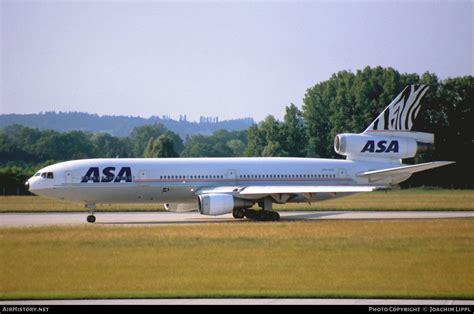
[198, 194, 253, 216]
[334, 132, 434, 161]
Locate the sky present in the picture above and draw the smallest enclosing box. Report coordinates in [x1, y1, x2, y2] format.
[1, 0, 472, 122]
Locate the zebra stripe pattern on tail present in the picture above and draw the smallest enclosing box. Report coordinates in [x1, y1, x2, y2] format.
[365, 85, 429, 132]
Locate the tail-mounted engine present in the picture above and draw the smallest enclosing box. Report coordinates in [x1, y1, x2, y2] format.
[334, 131, 434, 161]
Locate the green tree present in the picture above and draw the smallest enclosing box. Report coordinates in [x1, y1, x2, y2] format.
[243, 124, 264, 157]
[281, 104, 307, 157]
[244, 115, 284, 157]
[129, 123, 183, 157]
[180, 141, 217, 157]
[144, 134, 179, 158]
[181, 130, 247, 157]
[33, 130, 95, 161]
[226, 139, 246, 156]
[408, 75, 474, 188]
[91, 133, 131, 158]
[129, 123, 168, 157]
[261, 141, 285, 157]
[302, 79, 333, 157]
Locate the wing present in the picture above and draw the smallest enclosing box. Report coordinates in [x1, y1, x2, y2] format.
[196, 185, 381, 203]
[238, 185, 380, 195]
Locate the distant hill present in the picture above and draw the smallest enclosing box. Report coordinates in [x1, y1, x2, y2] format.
[0, 112, 254, 138]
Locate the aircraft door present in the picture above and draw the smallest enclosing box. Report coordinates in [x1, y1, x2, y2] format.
[338, 168, 347, 179]
[65, 170, 73, 184]
[226, 169, 238, 182]
[138, 170, 147, 185]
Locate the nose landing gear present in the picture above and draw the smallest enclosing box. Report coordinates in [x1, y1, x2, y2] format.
[86, 215, 96, 223]
[85, 203, 96, 223]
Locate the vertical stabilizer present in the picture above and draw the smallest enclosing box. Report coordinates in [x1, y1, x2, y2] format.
[335, 85, 435, 162]
[364, 85, 429, 133]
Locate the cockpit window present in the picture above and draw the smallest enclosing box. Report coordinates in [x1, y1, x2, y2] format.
[34, 173, 41, 177]
[41, 172, 54, 179]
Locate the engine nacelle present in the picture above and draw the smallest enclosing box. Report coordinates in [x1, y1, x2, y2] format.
[164, 203, 197, 212]
[198, 194, 253, 216]
[334, 133, 433, 160]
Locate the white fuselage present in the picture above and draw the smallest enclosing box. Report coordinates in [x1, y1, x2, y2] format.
[28, 157, 399, 205]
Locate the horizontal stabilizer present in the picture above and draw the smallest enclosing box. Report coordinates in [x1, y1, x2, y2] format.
[238, 185, 380, 195]
[357, 161, 455, 180]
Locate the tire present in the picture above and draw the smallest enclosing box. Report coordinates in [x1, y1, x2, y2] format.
[244, 209, 257, 219]
[271, 211, 280, 221]
[87, 215, 96, 223]
[233, 209, 245, 219]
[260, 211, 280, 221]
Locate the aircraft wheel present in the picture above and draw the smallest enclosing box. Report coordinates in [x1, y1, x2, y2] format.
[87, 215, 96, 223]
[233, 209, 246, 219]
[271, 211, 280, 221]
[259, 211, 280, 221]
[244, 209, 258, 219]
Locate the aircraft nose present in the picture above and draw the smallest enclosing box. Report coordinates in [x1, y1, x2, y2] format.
[25, 180, 30, 192]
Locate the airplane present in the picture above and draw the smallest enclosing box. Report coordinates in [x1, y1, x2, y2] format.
[26, 85, 454, 223]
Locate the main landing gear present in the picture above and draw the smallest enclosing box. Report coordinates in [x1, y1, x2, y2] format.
[85, 203, 96, 223]
[243, 209, 280, 221]
[233, 197, 280, 221]
[233, 208, 246, 219]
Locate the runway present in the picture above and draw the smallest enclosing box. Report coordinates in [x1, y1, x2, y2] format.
[1, 210, 473, 227]
[1, 298, 474, 305]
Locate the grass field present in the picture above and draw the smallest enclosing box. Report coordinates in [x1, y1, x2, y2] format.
[1, 188, 473, 299]
[0, 220, 473, 299]
[1, 188, 473, 212]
